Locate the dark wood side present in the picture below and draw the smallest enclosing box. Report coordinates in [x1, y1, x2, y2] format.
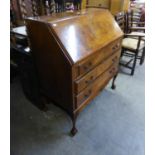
[26, 19, 74, 112]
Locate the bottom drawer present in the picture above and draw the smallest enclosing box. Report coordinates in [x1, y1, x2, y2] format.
[75, 64, 118, 108]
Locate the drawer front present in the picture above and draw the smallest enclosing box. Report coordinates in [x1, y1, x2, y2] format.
[74, 51, 120, 94]
[75, 64, 118, 108]
[77, 38, 121, 77]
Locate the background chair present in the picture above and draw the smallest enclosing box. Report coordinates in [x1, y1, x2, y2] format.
[126, 9, 145, 34]
[54, 0, 65, 12]
[114, 11, 127, 33]
[73, 0, 82, 10]
[121, 33, 145, 75]
[114, 11, 145, 75]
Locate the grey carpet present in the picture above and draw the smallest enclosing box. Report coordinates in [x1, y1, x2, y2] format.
[10, 64, 145, 155]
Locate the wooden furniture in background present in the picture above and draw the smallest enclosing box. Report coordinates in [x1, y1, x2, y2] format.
[126, 9, 145, 33]
[86, 0, 110, 8]
[10, 24, 46, 111]
[86, 0, 130, 14]
[81, 0, 86, 9]
[114, 11, 126, 32]
[26, 8, 123, 135]
[115, 11, 145, 75]
[110, 0, 130, 15]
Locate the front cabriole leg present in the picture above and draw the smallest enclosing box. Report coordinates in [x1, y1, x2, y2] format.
[70, 113, 78, 136]
[111, 72, 118, 90]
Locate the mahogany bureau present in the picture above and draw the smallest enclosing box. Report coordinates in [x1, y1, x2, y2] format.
[26, 8, 123, 136]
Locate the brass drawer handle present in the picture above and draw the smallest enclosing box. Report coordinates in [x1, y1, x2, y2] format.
[109, 70, 113, 74]
[112, 68, 116, 72]
[109, 68, 116, 74]
[112, 46, 116, 51]
[115, 44, 119, 49]
[109, 68, 115, 74]
[88, 62, 92, 66]
[112, 44, 119, 51]
[90, 75, 94, 80]
[85, 76, 94, 84]
[84, 90, 92, 98]
[83, 62, 92, 71]
[112, 56, 118, 63]
[84, 66, 88, 70]
[112, 58, 115, 63]
[84, 94, 89, 98]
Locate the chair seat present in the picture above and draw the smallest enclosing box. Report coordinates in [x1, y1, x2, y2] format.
[130, 32, 145, 40]
[122, 38, 145, 50]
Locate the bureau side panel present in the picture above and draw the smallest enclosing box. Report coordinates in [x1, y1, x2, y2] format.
[26, 20, 74, 112]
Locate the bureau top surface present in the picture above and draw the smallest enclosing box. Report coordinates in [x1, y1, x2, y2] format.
[27, 8, 123, 64]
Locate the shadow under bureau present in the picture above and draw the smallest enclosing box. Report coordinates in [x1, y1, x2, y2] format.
[26, 8, 123, 136]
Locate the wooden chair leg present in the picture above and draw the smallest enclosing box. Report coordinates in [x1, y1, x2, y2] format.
[120, 48, 124, 57]
[131, 52, 138, 75]
[140, 48, 145, 65]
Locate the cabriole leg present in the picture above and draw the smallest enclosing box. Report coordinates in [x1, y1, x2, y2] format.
[131, 52, 138, 75]
[111, 73, 118, 90]
[70, 114, 78, 136]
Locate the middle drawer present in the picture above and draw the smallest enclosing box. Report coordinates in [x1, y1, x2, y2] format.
[74, 50, 120, 94]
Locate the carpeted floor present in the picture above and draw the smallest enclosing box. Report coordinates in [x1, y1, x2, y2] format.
[10, 64, 145, 155]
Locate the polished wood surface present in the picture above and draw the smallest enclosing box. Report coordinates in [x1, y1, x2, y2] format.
[87, 0, 110, 8]
[26, 8, 123, 135]
[74, 38, 122, 78]
[74, 51, 120, 94]
[75, 62, 118, 107]
[28, 9, 123, 64]
[51, 9, 122, 63]
[81, 0, 87, 9]
[110, 0, 130, 15]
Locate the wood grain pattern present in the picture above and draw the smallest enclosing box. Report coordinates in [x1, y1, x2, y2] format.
[51, 9, 123, 63]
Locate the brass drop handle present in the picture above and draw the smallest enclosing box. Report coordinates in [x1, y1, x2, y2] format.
[109, 68, 116, 75]
[85, 75, 94, 84]
[109, 70, 113, 74]
[83, 62, 92, 71]
[84, 94, 89, 98]
[109, 67, 115, 74]
[112, 44, 119, 51]
[112, 46, 116, 51]
[115, 44, 119, 49]
[112, 58, 115, 63]
[84, 90, 92, 98]
[90, 75, 94, 80]
[112, 56, 118, 63]
[84, 66, 88, 70]
[88, 62, 92, 66]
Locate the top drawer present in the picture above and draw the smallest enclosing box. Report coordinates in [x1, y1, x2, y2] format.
[76, 38, 122, 78]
